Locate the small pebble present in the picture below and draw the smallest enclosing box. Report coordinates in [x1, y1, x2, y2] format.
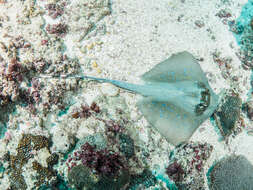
[195, 20, 205, 28]
[97, 68, 102, 74]
[92, 61, 98, 68]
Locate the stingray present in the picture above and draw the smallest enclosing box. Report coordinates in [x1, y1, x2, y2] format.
[40, 51, 219, 145]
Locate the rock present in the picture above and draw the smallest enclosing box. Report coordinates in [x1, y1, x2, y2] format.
[68, 165, 98, 190]
[50, 126, 75, 153]
[128, 169, 157, 190]
[75, 133, 107, 150]
[208, 155, 253, 190]
[68, 164, 130, 190]
[216, 95, 241, 136]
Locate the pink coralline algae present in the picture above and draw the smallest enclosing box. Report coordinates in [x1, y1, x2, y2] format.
[7, 59, 24, 82]
[72, 103, 100, 119]
[19, 79, 41, 106]
[106, 120, 122, 134]
[29, 78, 41, 104]
[67, 142, 125, 177]
[166, 142, 213, 187]
[166, 161, 184, 182]
[0, 59, 24, 105]
[0, 37, 42, 107]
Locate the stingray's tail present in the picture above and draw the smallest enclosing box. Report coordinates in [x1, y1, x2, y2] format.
[38, 74, 112, 83]
[37, 74, 143, 93]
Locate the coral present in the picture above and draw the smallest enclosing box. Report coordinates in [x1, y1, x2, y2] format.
[68, 164, 98, 190]
[75, 133, 107, 151]
[66, 131, 138, 189]
[72, 105, 92, 119]
[166, 142, 213, 189]
[72, 102, 100, 119]
[128, 169, 157, 190]
[46, 153, 59, 168]
[242, 99, 253, 120]
[29, 78, 41, 103]
[46, 23, 68, 37]
[38, 174, 71, 190]
[40, 79, 78, 114]
[9, 134, 58, 190]
[165, 162, 184, 182]
[45, 3, 65, 19]
[106, 120, 123, 134]
[70, 142, 125, 177]
[118, 133, 135, 159]
[0, 59, 24, 105]
[208, 155, 253, 190]
[32, 161, 57, 187]
[68, 164, 130, 190]
[215, 94, 242, 137]
[0, 36, 43, 113]
[93, 170, 129, 190]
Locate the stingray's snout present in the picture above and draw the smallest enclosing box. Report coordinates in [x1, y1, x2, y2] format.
[194, 82, 210, 116]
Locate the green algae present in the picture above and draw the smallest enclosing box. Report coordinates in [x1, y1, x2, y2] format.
[68, 164, 130, 190]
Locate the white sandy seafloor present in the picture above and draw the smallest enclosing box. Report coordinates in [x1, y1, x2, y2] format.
[0, 0, 252, 189]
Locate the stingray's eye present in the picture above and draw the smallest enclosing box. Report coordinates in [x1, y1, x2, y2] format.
[195, 82, 210, 115]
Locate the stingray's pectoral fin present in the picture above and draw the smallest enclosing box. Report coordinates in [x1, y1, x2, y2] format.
[137, 98, 195, 145]
[137, 92, 217, 145]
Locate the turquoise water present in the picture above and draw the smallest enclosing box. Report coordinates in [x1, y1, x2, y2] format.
[233, 0, 253, 44]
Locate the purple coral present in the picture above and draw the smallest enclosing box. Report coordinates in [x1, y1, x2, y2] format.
[165, 142, 213, 188]
[106, 121, 122, 133]
[29, 78, 41, 103]
[165, 161, 184, 182]
[68, 142, 125, 177]
[72, 103, 100, 119]
[72, 105, 91, 119]
[7, 59, 23, 82]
